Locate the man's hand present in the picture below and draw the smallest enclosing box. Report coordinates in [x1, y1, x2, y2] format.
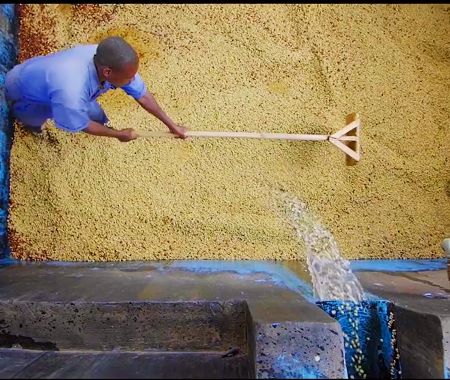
[169, 124, 188, 139]
[117, 128, 139, 142]
[83, 121, 138, 142]
[137, 92, 189, 140]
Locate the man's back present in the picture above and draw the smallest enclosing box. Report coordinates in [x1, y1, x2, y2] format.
[11, 44, 96, 104]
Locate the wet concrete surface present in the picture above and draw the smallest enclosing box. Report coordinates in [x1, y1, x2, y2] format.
[355, 270, 449, 316]
[0, 259, 448, 378]
[0, 260, 346, 379]
[0, 260, 314, 306]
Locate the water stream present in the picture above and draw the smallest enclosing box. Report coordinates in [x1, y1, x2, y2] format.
[281, 193, 364, 303]
[280, 192, 401, 379]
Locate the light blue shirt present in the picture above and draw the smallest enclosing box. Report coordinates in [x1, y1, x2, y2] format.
[10, 44, 147, 132]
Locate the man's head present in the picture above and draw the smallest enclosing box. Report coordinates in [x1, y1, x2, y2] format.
[94, 36, 139, 87]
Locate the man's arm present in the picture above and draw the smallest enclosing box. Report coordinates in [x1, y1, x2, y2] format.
[136, 91, 187, 139]
[83, 120, 138, 142]
[50, 89, 138, 142]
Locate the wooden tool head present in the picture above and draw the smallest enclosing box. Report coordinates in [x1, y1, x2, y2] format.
[328, 113, 361, 165]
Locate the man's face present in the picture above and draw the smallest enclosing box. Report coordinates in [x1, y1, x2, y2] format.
[103, 61, 139, 87]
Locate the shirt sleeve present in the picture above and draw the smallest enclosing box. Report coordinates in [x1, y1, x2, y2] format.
[120, 73, 147, 99]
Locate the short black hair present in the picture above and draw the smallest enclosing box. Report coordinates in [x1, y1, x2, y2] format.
[94, 36, 138, 70]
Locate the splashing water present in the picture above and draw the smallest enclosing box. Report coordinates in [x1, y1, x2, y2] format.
[278, 193, 403, 378]
[281, 193, 364, 303]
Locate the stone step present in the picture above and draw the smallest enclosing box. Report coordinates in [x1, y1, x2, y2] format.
[0, 262, 348, 378]
[0, 348, 251, 379]
[0, 300, 248, 353]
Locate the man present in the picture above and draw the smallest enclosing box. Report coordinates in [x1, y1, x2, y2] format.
[5, 36, 187, 142]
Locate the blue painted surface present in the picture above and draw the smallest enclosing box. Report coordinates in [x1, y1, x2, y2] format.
[318, 300, 402, 379]
[0, 4, 15, 21]
[0, 33, 15, 69]
[0, 3, 16, 260]
[0, 256, 16, 265]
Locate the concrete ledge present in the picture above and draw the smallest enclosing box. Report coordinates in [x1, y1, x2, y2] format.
[0, 348, 252, 379]
[0, 262, 348, 378]
[252, 320, 345, 379]
[356, 270, 450, 379]
[393, 306, 449, 379]
[246, 299, 346, 379]
[0, 299, 347, 379]
[0, 300, 248, 352]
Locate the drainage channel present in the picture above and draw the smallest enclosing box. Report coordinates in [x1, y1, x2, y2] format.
[169, 260, 405, 379]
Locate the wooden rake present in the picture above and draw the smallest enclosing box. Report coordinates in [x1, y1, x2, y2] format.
[137, 112, 361, 165]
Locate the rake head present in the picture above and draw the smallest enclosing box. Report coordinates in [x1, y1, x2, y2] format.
[328, 113, 361, 165]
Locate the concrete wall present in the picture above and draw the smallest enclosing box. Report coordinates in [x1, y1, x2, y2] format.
[0, 300, 249, 352]
[0, 4, 16, 259]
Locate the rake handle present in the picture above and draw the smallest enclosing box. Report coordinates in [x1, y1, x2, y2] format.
[137, 130, 329, 141]
[136, 114, 361, 162]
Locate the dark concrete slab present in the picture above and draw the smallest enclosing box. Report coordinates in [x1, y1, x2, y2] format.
[0, 261, 347, 379]
[2, 259, 449, 378]
[0, 261, 314, 305]
[0, 349, 251, 379]
[356, 270, 450, 305]
[0, 261, 332, 326]
[356, 270, 450, 379]
[252, 321, 345, 379]
[0, 348, 44, 378]
[0, 300, 248, 352]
